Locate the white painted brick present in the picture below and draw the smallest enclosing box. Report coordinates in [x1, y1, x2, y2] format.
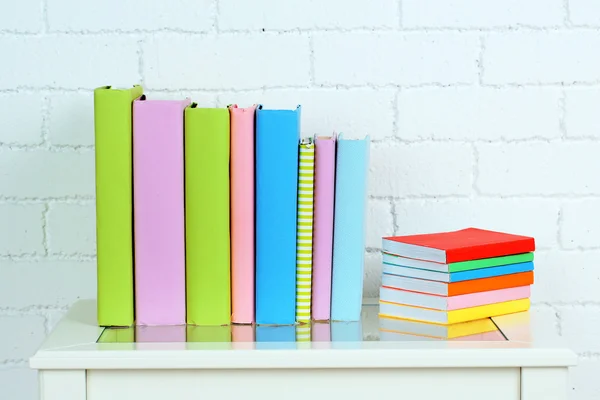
[144, 90, 217, 107]
[143, 34, 310, 90]
[46, 310, 67, 333]
[0, 204, 45, 255]
[0, 94, 43, 145]
[564, 88, 600, 139]
[531, 251, 600, 304]
[394, 198, 559, 249]
[0, 150, 95, 198]
[483, 32, 600, 84]
[0, 36, 139, 89]
[47, 203, 96, 255]
[527, 305, 562, 344]
[48, 0, 213, 32]
[569, 0, 600, 26]
[569, 358, 600, 400]
[560, 305, 600, 353]
[48, 93, 94, 146]
[562, 201, 600, 249]
[398, 87, 561, 141]
[366, 199, 393, 249]
[219, 0, 398, 31]
[217, 88, 395, 140]
[0, 0, 43, 33]
[403, 0, 563, 28]
[0, 261, 96, 309]
[0, 368, 38, 400]
[370, 143, 473, 197]
[363, 251, 382, 298]
[477, 142, 600, 195]
[313, 33, 479, 86]
[0, 315, 45, 360]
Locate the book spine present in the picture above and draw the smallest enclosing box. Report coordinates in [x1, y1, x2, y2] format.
[330, 135, 370, 321]
[185, 106, 231, 325]
[295, 139, 315, 323]
[133, 97, 189, 326]
[311, 136, 336, 321]
[93, 85, 142, 327]
[229, 105, 257, 324]
[255, 106, 300, 325]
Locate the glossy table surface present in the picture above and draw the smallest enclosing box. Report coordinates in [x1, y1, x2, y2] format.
[29, 299, 577, 370]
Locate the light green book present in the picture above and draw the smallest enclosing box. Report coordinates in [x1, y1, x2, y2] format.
[94, 85, 143, 327]
[382, 252, 534, 273]
[185, 105, 231, 326]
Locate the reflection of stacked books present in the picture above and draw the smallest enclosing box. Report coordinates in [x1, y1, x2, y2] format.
[378, 317, 506, 341]
[378, 228, 535, 328]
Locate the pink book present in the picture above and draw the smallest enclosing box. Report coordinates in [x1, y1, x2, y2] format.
[229, 104, 257, 324]
[311, 135, 336, 320]
[133, 96, 190, 326]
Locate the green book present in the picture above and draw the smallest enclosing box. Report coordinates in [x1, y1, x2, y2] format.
[185, 105, 231, 325]
[382, 251, 534, 273]
[94, 85, 143, 327]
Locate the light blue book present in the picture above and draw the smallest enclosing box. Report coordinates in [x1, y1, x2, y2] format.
[255, 105, 301, 325]
[383, 261, 535, 283]
[330, 134, 370, 321]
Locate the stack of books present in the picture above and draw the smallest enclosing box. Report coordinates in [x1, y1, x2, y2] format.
[377, 228, 535, 337]
[94, 84, 370, 328]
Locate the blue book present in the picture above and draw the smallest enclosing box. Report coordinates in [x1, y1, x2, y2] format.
[382, 261, 535, 283]
[330, 134, 370, 321]
[255, 105, 301, 325]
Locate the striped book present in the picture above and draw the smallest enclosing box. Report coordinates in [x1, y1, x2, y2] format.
[296, 138, 315, 323]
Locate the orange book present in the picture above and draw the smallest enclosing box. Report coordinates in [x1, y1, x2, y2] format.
[449, 271, 534, 296]
[382, 271, 534, 297]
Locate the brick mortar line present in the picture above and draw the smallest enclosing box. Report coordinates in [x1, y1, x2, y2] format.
[4, 82, 600, 94]
[4, 25, 600, 36]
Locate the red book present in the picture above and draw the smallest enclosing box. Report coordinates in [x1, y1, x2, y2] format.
[382, 228, 535, 263]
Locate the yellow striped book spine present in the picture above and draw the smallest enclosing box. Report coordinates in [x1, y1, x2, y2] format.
[296, 139, 315, 322]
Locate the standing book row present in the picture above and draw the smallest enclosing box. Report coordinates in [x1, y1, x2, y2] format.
[94, 84, 370, 327]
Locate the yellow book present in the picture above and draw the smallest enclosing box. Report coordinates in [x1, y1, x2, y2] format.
[378, 315, 498, 339]
[379, 298, 530, 325]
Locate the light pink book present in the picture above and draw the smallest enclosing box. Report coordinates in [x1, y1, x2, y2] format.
[133, 96, 190, 326]
[229, 104, 257, 324]
[311, 135, 336, 321]
[379, 285, 531, 311]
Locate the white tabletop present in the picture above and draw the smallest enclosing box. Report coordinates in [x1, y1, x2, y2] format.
[29, 299, 577, 370]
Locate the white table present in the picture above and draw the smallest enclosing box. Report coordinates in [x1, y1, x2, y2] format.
[30, 299, 577, 400]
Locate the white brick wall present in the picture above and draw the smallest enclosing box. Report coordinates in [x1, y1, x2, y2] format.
[1, 1, 599, 399]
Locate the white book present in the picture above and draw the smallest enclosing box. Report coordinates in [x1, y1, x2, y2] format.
[382, 252, 449, 272]
[380, 286, 449, 310]
[379, 301, 450, 324]
[383, 263, 450, 282]
[381, 273, 449, 296]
